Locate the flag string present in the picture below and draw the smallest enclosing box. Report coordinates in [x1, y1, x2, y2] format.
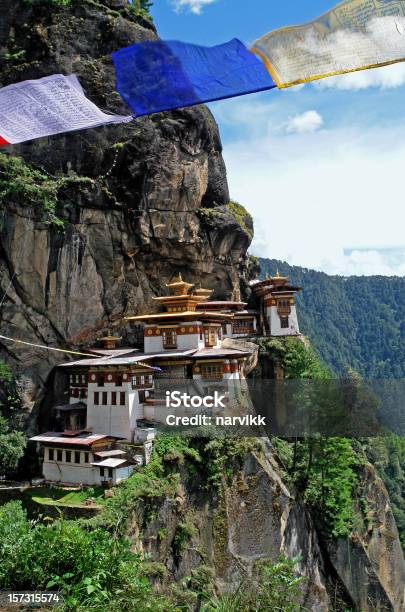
[0, 334, 97, 358]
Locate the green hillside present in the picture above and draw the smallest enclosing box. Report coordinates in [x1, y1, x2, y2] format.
[258, 258, 405, 379]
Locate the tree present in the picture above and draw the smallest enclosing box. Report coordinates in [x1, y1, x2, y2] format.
[0, 415, 26, 475]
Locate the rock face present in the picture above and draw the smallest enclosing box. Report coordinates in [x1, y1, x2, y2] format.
[135, 441, 405, 611]
[324, 464, 405, 612]
[0, 0, 252, 402]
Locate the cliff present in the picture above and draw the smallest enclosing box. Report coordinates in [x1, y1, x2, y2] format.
[0, 0, 253, 407]
[97, 436, 405, 611]
[1, 3, 404, 610]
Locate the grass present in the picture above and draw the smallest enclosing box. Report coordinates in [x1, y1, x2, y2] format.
[29, 486, 105, 508]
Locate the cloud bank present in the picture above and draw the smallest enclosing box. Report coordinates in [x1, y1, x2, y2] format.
[212, 96, 405, 276]
[314, 62, 405, 90]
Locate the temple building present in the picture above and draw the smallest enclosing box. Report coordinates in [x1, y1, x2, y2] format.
[250, 271, 301, 337]
[30, 271, 301, 486]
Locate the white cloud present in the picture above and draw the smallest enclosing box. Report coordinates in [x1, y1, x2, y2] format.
[314, 62, 405, 91]
[171, 0, 218, 14]
[320, 249, 405, 276]
[285, 110, 323, 134]
[213, 97, 405, 276]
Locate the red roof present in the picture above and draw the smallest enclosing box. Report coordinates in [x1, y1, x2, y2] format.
[29, 432, 123, 447]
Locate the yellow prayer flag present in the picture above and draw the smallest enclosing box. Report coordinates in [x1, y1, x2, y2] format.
[252, 0, 405, 88]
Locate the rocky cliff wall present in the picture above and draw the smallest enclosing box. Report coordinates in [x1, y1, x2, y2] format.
[130, 439, 405, 611]
[0, 0, 252, 405]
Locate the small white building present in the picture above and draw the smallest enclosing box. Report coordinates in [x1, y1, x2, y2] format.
[29, 432, 136, 487]
[250, 272, 301, 337]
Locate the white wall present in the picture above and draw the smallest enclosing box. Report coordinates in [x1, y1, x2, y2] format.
[43, 459, 135, 486]
[43, 459, 98, 486]
[268, 305, 300, 336]
[144, 334, 163, 353]
[177, 332, 202, 350]
[115, 465, 135, 484]
[87, 382, 133, 439]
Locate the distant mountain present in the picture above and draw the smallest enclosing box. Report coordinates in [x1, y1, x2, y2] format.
[258, 259, 405, 378]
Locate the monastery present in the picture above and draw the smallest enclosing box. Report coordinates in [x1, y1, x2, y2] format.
[30, 272, 301, 487]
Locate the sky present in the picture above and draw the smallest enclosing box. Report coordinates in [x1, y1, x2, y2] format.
[150, 0, 405, 276]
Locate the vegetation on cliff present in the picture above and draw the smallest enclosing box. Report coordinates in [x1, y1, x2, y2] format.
[197, 201, 254, 241]
[254, 337, 364, 537]
[0, 153, 94, 228]
[22, 0, 153, 19]
[0, 362, 26, 475]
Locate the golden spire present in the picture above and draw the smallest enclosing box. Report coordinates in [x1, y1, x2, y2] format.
[166, 273, 194, 296]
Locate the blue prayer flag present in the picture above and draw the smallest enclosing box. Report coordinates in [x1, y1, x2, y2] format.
[112, 38, 276, 117]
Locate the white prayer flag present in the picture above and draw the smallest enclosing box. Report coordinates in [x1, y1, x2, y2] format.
[0, 74, 132, 145]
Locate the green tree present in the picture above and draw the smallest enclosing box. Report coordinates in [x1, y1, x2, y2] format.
[0, 416, 26, 475]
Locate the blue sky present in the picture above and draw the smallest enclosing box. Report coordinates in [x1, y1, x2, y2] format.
[150, 1, 405, 276]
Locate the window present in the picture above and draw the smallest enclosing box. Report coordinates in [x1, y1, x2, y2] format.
[102, 391, 108, 406]
[280, 316, 289, 329]
[48, 448, 54, 461]
[98, 375, 104, 387]
[204, 328, 217, 347]
[94, 391, 99, 405]
[81, 388, 87, 399]
[163, 330, 177, 348]
[108, 468, 113, 479]
[75, 451, 81, 464]
[232, 318, 254, 335]
[120, 391, 126, 406]
[112, 391, 117, 405]
[57, 450, 63, 462]
[66, 451, 71, 463]
[133, 375, 152, 388]
[83, 452, 89, 464]
[202, 364, 223, 380]
[277, 299, 291, 315]
[100, 467, 105, 477]
[116, 375, 122, 386]
[81, 374, 86, 384]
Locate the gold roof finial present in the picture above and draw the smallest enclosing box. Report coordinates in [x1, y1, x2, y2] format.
[276, 268, 281, 278]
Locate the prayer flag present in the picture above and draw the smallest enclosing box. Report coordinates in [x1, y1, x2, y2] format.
[252, 0, 405, 88]
[111, 38, 276, 116]
[0, 74, 132, 145]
